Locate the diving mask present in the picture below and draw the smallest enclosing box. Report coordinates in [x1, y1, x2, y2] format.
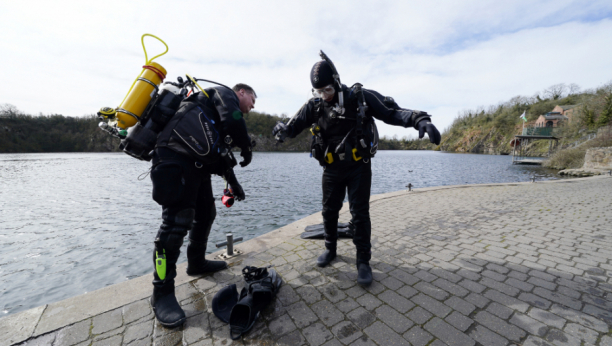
[313, 85, 335, 99]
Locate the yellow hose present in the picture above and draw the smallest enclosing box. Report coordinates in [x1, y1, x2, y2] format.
[186, 74, 210, 98]
[119, 34, 169, 106]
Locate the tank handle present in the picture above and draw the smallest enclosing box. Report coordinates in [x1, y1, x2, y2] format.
[142, 33, 168, 65]
[118, 34, 169, 108]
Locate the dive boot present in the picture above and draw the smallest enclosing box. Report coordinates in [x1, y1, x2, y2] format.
[186, 240, 228, 275]
[151, 284, 186, 328]
[356, 251, 373, 286]
[229, 266, 283, 340]
[317, 243, 337, 267]
[357, 263, 373, 286]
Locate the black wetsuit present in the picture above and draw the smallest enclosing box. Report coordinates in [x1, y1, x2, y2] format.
[286, 84, 431, 262]
[150, 86, 250, 289]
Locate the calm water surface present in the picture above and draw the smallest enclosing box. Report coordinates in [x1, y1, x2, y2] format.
[0, 151, 561, 316]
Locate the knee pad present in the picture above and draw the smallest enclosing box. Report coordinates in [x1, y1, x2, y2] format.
[162, 208, 195, 229]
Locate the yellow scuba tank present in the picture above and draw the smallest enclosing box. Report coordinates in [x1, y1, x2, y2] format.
[102, 34, 169, 130]
[116, 61, 167, 129]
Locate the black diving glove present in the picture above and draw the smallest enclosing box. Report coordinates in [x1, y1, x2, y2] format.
[229, 182, 245, 201]
[417, 120, 441, 145]
[272, 122, 289, 142]
[224, 169, 245, 201]
[239, 147, 252, 167]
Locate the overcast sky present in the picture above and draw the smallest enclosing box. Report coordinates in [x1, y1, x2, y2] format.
[1, 1, 611, 139]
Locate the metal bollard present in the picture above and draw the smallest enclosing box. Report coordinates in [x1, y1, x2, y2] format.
[406, 183, 413, 191]
[215, 233, 244, 259]
[531, 175, 536, 183]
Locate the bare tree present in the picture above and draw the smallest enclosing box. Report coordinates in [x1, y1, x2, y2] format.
[568, 83, 581, 95]
[543, 83, 568, 100]
[0, 103, 20, 117]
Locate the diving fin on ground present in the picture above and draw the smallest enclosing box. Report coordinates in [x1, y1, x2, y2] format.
[304, 222, 351, 232]
[212, 284, 239, 324]
[301, 222, 355, 239]
[228, 266, 283, 340]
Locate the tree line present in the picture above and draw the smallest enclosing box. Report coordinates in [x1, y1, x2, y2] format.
[0, 104, 427, 153]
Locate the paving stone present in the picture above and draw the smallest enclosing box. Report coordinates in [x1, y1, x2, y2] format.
[374, 305, 413, 333]
[91, 334, 122, 346]
[388, 269, 419, 285]
[444, 296, 475, 316]
[182, 313, 210, 345]
[311, 300, 344, 327]
[544, 328, 583, 346]
[286, 301, 318, 328]
[522, 335, 555, 346]
[406, 306, 433, 325]
[486, 302, 514, 320]
[551, 304, 609, 333]
[423, 317, 475, 346]
[54, 319, 91, 346]
[484, 289, 529, 312]
[528, 276, 558, 290]
[319, 283, 348, 303]
[92, 308, 123, 335]
[380, 276, 404, 290]
[444, 311, 473, 332]
[582, 303, 612, 325]
[268, 313, 297, 336]
[335, 297, 360, 313]
[402, 326, 433, 346]
[355, 293, 382, 311]
[347, 307, 376, 329]
[411, 293, 452, 318]
[468, 325, 509, 346]
[321, 338, 344, 346]
[277, 329, 306, 346]
[465, 292, 490, 308]
[414, 270, 437, 282]
[414, 281, 450, 301]
[19, 332, 57, 346]
[363, 321, 410, 346]
[505, 277, 534, 292]
[93, 326, 124, 342]
[459, 279, 486, 293]
[296, 285, 323, 304]
[457, 268, 482, 281]
[302, 323, 334, 346]
[528, 307, 566, 330]
[563, 323, 598, 345]
[482, 269, 507, 282]
[347, 335, 377, 346]
[277, 284, 301, 306]
[480, 277, 520, 296]
[600, 335, 612, 346]
[123, 299, 152, 325]
[376, 290, 414, 314]
[474, 311, 526, 342]
[396, 285, 418, 299]
[332, 321, 363, 345]
[509, 312, 548, 337]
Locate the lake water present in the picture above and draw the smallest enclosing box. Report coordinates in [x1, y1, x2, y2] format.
[0, 151, 561, 316]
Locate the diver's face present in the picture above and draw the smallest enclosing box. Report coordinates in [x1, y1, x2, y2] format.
[237, 90, 256, 113]
[314, 85, 335, 102]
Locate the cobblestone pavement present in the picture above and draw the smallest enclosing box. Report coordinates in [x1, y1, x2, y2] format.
[10, 176, 612, 345]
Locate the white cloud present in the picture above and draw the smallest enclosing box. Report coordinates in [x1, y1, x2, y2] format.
[1, 0, 611, 139]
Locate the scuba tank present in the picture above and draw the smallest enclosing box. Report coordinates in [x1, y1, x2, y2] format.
[97, 34, 183, 161]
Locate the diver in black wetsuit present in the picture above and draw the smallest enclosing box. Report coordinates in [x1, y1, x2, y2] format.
[150, 83, 256, 328]
[273, 52, 441, 286]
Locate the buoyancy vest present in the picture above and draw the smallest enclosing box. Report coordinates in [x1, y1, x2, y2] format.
[310, 84, 379, 165]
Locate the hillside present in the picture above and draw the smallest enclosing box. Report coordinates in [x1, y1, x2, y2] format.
[439, 82, 612, 158]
